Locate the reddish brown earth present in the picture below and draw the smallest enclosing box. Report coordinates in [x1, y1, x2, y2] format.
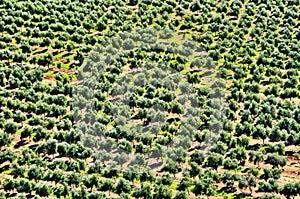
[49, 67, 76, 73]
[43, 76, 56, 81]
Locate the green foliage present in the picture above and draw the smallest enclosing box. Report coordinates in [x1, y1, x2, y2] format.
[205, 153, 223, 170]
[0, 0, 299, 198]
[154, 185, 172, 199]
[116, 178, 131, 194]
[265, 154, 287, 168]
[280, 182, 299, 199]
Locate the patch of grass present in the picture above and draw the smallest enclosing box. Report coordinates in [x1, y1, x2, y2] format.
[157, 131, 166, 136]
[44, 71, 55, 77]
[167, 36, 183, 44]
[60, 63, 70, 69]
[54, 53, 64, 59]
[258, 146, 268, 152]
[180, 70, 189, 75]
[218, 58, 225, 63]
[16, 129, 22, 135]
[170, 182, 177, 189]
[2, 169, 12, 175]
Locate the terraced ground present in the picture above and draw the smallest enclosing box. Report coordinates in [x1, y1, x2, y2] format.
[0, 0, 300, 199]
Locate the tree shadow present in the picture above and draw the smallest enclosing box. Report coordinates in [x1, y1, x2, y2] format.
[235, 192, 252, 198]
[220, 186, 237, 193]
[241, 167, 255, 174]
[148, 161, 164, 169]
[244, 78, 252, 83]
[247, 143, 263, 151]
[43, 156, 53, 162]
[199, 124, 208, 130]
[52, 50, 59, 56]
[69, 62, 80, 69]
[14, 140, 27, 149]
[0, 164, 10, 173]
[33, 48, 48, 55]
[6, 193, 17, 198]
[285, 150, 295, 156]
[261, 80, 270, 85]
[200, 70, 214, 77]
[143, 119, 150, 126]
[26, 194, 35, 199]
[62, 52, 72, 57]
[188, 144, 202, 152]
[166, 117, 181, 124]
[28, 143, 39, 150]
[26, 114, 33, 120]
[189, 69, 203, 73]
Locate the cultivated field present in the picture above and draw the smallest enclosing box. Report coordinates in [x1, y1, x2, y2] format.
[0, 0, 300, 199]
